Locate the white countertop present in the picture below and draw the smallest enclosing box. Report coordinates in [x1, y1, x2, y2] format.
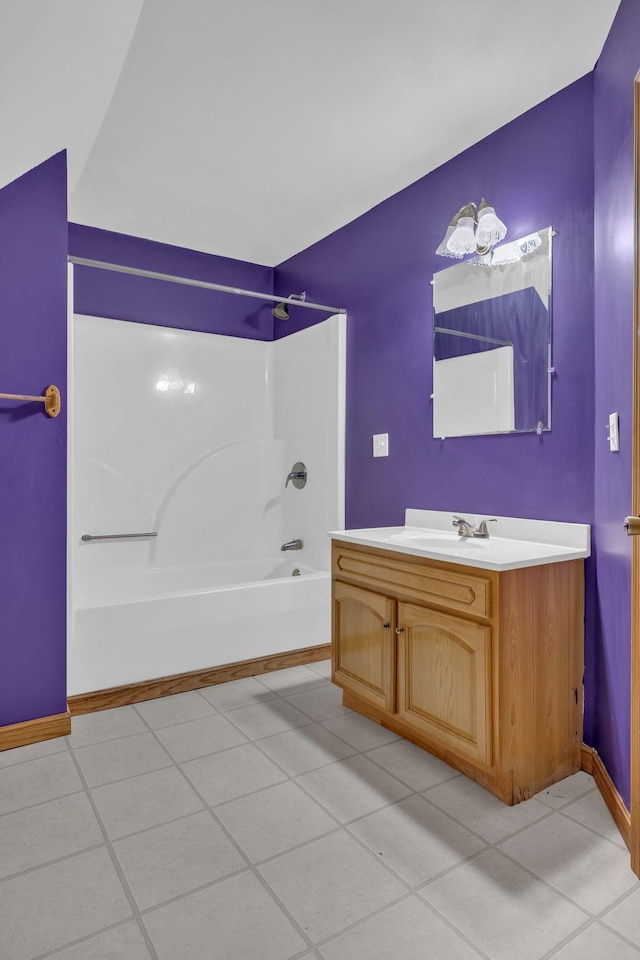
[329, 509, 591, 572]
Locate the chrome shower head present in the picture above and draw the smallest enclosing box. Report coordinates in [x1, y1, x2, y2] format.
[272, 291, 306, 320]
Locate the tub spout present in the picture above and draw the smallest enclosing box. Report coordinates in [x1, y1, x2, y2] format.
[281, 539, 303, 551]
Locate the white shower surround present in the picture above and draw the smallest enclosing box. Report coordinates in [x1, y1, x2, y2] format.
[69, 312, 345, 696]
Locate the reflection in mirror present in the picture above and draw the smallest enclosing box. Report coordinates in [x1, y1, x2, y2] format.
[432, 227, 553, 438]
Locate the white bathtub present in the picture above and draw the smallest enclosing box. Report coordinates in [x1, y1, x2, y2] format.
[69, 560, 330, 696]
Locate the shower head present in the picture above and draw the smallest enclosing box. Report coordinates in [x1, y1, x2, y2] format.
[272, 291, 307, 320]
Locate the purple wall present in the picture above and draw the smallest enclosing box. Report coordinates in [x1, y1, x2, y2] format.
[7, 26, 631, 801]
[276, 76, 595, 525]
[0, 152, 68, 726]
[592, 0, 640, 809]
[68, 224, 275, 341]
[276, 76, 598, 751]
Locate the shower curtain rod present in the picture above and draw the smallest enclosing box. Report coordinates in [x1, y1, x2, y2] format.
[68, 257, 346, 314]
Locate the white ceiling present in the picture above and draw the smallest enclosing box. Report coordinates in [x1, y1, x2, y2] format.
[2, 0, 620, 266]
[0, 0, 145, 191]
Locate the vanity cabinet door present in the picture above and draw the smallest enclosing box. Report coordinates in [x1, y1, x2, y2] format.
[397, 602, 492, 765]
[332, 581, 396, 712]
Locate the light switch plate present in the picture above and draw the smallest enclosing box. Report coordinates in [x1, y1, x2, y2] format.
[608, 412, 620, 452]
[373, 433, 389, 457]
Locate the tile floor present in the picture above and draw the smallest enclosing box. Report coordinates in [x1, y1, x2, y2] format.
[1, 661, 639, 960]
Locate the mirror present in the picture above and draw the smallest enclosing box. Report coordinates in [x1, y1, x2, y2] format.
[432, 227, 552, 438]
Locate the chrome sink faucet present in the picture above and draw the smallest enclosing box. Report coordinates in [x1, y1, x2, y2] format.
[281, 539, 303, 551]
[452, 516, 497, 538]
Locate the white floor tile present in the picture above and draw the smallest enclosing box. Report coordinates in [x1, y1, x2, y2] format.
[134, 691, 216, 729]
[349, 794, 486, 886]
[537, 772, 595, 808]
[181, 743, 286, 805]
[0, 847, 132, 960]
[226, 699, 314, 740]
[46, 921, 153, 959]
[199, 676, 277, 712]
[319, 896, 482, 960]
[549, 922, 640, 960]
[0, 792, 103, 879]
[284, 683, 351, 721]
[420, 849, 588, 960]
[259, 831, 406, 943]
[500, 815, 638, 913]
[297, 754, 411, 823]
[144, 870, 307, 960]
[602, 887, 640, 947]
[562, 789, 627, 848]
[257, 665, 329, 695]
[67, 707, 147, 748]
[425, 773, 550, 843]
[257, 723, 357, 776]
[155, 714, 247, 762]
[5, 675, 634, 960]
[74, 732, 172, 787]
[216, 780, 337, 862]
[365, 739, 460, 791]
[113, 810, 246, 910]
[0, 735, 67, 769]
[91, 767, 203, 840]
[0, 752, 83, 816]
[307, 659, 332, 679]
[321, 713, 400, 751]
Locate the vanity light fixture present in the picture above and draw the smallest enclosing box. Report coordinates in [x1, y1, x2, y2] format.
[436, 199, 507, 259]
[478, 231, 542, 266]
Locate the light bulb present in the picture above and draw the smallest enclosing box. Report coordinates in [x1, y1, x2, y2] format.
[436, 222, 464, 258]
[488, 232, 541, 266]
[436, 208, 467, 258]
[488, 241, 520, 265]
[447, 216, 477, 256]
[476, 200, 507, 249]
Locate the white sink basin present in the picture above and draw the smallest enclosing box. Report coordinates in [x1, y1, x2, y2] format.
[388, 532, 486, 549]
[329, 510, 591, 572]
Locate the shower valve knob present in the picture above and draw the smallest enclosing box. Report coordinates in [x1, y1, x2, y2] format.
[285, 461, 307, 489]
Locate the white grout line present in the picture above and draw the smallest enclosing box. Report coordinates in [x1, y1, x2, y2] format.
[132, 701, 321, 955]
[32, 917, 154, 960]
[2, 673, 636, 960]
[61, 747, 161, 960]
[0, 785, 87, 820]
[539, 920, 628, 960]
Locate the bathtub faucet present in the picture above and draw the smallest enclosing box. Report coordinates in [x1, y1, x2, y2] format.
[281, 539, 303, 551]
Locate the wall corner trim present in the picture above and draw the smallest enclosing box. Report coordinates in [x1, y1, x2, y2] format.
[582, 743, 631, 850]
[0, 711, 71, 753]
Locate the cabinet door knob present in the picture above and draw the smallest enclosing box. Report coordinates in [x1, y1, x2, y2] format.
[382, 622, 391, 630]
[395, 627, 404, 634]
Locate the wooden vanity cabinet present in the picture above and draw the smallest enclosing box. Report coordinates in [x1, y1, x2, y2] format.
[331, 539, 584, 804]
[396, 601, 493, 767]
[333, 581, 396, 712]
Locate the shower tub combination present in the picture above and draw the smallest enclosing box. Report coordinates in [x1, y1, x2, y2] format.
[71, 560, 329, 696]
[69, 303, 345, 698]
